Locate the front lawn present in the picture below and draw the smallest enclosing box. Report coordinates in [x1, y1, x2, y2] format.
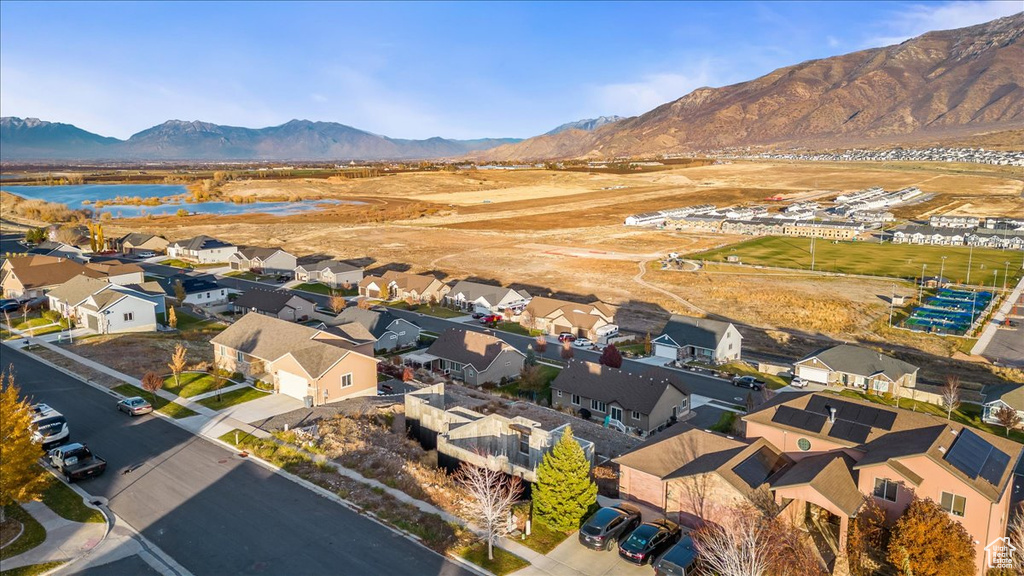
[294, 282, 357, 296]
[41, 476, 105, 523]
[160, 258, 194, 268]
[456, 541, 530, 576]
[112, 384, 199, 419]
[383, 301, 466, 318]
[718, 361, 790, 390]
[172, 309, 224, 333]
[197, 387, 269, 410]
[223, 271, 259, 280]
[518, 521, 569, 554]
[0, 561, 67, 576]
[494, 321, 530, 336]
[0, 504, 46, 561]
[164, 372, 237, 398]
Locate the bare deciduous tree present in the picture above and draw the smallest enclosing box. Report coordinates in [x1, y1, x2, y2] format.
[994, 405, 1022, 436]
[455, 462, 523, 561]
[328, 293, 347, 314]
[141, 372, 164, 406]
[533, 335, 547, 353]
[941, 375, 961, 420]
[560, 340, 574, 360]
[693, 505, 773, 576]
[167, 344, 187, 389]
[1008, 504, 1024, 569]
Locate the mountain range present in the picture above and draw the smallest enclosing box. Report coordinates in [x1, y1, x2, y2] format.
[475, 13, 1024, 160]
[3, 14, 1022, 162]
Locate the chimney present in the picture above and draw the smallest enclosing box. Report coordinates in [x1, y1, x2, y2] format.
[830, 407, 837, 423]
[823, 403, 835, 422]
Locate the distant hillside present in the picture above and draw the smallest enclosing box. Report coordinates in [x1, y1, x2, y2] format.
[544, 116, 624, 135]
[0, 118, 522, 161]
[476, 13, 1024, 160]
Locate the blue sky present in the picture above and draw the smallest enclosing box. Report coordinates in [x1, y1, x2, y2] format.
[1, 1, 1020, 140]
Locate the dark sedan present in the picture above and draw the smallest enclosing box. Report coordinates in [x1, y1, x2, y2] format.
[654, 535, 699, 576]
[618, 519, 682, 565]
[116, 396, 154, 416]
[578, 504, 642, 550]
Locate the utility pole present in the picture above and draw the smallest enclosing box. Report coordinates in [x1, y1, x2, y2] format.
[889, 283, 895, 327]
[1004, 261, 1010, 292]
[994, 270, 999, 291]
[919, 263, 927, 302]
[939, 256, 947, 288]
[966, 244, 974, 285]
[810, 237, 816, 271]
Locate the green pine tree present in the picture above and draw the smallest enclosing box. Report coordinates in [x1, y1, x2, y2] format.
[533, 426, 597, 532]
[525, 347, 537, 366]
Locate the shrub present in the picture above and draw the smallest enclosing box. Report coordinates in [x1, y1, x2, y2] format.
[42, 310, 62, 322]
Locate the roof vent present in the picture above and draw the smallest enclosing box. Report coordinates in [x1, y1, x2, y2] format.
[938, 446, 946, 453]
[950, 429, 958, 436]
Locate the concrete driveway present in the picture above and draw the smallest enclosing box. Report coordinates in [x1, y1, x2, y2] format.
[544, 537, 656, 576]
[221, 393, 304, 424]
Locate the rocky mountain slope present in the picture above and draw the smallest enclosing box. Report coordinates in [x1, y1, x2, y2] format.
[476, 13, 1024, 160]
[544, 116, 624, 135]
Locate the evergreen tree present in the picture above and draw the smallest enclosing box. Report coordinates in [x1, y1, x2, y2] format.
[533, 426, 597, 532]
[525, 347, 537, 366]
[0, 372, 48, 523]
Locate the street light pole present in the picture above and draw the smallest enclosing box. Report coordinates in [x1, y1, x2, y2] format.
[994, 270, 999, 290]
[919, 263, 927, 302]
[889, 283, 895, 327]
[1004, 261, 1010, 292]
[939, 256, 946, 288]
[966, 245, 974, 285]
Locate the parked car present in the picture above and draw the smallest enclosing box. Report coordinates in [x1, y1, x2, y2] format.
[558, 332, 576, 343]
[116, 396, 153, 416]
[789, 376, 807, 388]
[578, 504, 642, 551]
[275, 274, 292, 282]
[731, 375, 765, 391]
[0, 299, 21, 313]
[31, 405, 70, 449]
[48, 443, 107, 482]
[479, 314, 502, 324]
[572, 337, 593, 348]
[654, 535, 699, 576]
[471, 312, 487, 319]
[618, 519, 682, 565]
[136, 251, 156, 258]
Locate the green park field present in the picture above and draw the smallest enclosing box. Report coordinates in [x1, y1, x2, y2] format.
[691, 237, 1024, 286]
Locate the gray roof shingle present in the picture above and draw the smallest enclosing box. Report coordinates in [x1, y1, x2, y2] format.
[657, 315, 735, 350]
[551, 360, 689, 415]
[426, 328, 523, 370]
[797, 344, 919, 381]
[233, 289, 312, 314]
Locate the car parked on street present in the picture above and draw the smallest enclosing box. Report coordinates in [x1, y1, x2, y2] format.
[479, 314, 502, 324]
[558, 332, 576, 343]
[31, 405, 70, 449]
[572, 337, 593, 348]
[731, 375, 765, 391]
[116, 396, 154, 416]
[49, 443, 107, 482]
[653, 535, 699, 576]
[618, 519, 682, 565]
[136, 251, 157, 258]
[578, 504, 642, 551]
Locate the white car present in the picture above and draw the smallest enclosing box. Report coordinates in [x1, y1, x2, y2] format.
[136, 251, 156, 258]
[573, 337, 593, 348]
[790, 376, 807, 388]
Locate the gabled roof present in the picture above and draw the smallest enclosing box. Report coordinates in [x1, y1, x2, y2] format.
[46, 275, 110, 305]
[771, 453, 864, 517]
[2, 255, 103, 289]
[656, 315, 737, 350]
[119, 233, 165, 246]
[80, 290, 154, 313]
[233, 289, 312, 314]
[524, 296, 614, 325]
[448, 280, 529, 306]
[158, 275, 220, 296]
[300, 259, 360, 274]
[85, 262, 143, 277]
[329, 307, 414, 339]
[614, 424, 746, 479]
[233, 246, 289, 261]
[795, 344, 918, 381]
[551, 360, 689, 415]
[984, 384, 1024, 411]
[426, 328, 524, 371]
[169, 235, 233, 251]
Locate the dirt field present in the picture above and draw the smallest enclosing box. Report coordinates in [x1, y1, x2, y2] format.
[100, 160, 1024, 381]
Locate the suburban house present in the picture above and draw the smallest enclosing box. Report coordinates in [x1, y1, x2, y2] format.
[84, 262, 145, 285]
[615, 392, 1022, 575]
[358, 271, 450, 303]
[793, 344, 919, 393]
[520, 296, 617, 340]
[160, 275, 229, 306]
[27, 241, 90, 262]
[1, 255, 105, 299]
[406, 382, 595, 483]
[232, 289, 315, 321]
[890, 225, 967, 246]
[46, 275, 159, 334]
[228, 247, 298, 275]
[982, 384, 1024, 427]
[414, 328, 526, 386]
[614, 426, 791, 526]
[166, 235, 238, 264]
[212, 313, 378, 405]
[114, 233, 169, 255]
[550, 360, 690, 435]
[326, 307, 421, 352]
[296, 260, 364, 288]
[444, 280, 531, 314]
[651, 315, 743, 365]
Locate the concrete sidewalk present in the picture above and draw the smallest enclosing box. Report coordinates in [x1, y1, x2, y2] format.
[1, 501, 106, 571]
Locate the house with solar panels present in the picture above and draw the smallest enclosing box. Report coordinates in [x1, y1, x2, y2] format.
[614, 391, 1022, 575]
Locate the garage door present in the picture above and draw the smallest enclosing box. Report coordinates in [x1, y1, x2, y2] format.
[653, 343, 676, 360]
[624, 469, 665, 511]
[278, 371, 310, 400]
[797, 366, 830, 384]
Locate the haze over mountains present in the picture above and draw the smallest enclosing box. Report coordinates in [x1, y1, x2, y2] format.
[3, 13, 1022, 163]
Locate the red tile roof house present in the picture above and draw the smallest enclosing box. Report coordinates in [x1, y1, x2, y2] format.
[614, 392, 1023, 574]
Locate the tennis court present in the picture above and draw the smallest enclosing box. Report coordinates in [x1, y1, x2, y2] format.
[903, 289, 994, 336]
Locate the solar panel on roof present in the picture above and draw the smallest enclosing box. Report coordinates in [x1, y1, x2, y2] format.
[772, 406, 826, 433]
[945, 428, 1010, 485]
[732, 446, 788, 488]
[805, 396, 897, 431]
[827, 419, 872, 444]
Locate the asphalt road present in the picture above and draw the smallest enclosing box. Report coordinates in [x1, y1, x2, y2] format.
[8, 347, 472, 576]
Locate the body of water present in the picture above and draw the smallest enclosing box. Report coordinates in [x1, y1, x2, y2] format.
[3, 184, 361, 218]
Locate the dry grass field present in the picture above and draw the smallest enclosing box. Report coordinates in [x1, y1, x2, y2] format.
[97, 160, 1024, 381]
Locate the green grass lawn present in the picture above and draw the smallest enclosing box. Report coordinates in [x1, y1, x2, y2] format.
[160, 258, 194, 268]
[494, 321, 530, 336]
[456, 542, 530, 576]
[40, 475, 104, 523]
[518, 521, 569, 554]
[172, 310, 223, 333]
[384, 301, 467, 318]
[112, 384, 199, 419]
[163, 372, 240, 398]
[294, 282, 357, 296]
[830, 389, 1024, 444]
[0, 504, 46, 561]
[197, 387, 269, 410]
[0, 561, 67, 576]
[224, 271, 259, 280]
[691, 236, 1024, 286]
[709, 411, 737, 433]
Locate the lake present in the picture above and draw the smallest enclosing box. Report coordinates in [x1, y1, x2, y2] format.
[2, 184, 361, 218]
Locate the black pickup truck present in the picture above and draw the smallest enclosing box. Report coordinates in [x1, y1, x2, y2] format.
[48, 443, 107, 482]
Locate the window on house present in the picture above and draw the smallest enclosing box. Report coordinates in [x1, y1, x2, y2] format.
[123, 312, 134, 321]
[341, 373, 353, 388]
[236, 350, 244, 362]
[571, 394, 580, 406]
[556, 390, 562, 398]
[591, 399, 607, 413]
[728, 343, 733, 350]
[873, 478, 898, 502]
[518, 434, 529, 455]
[219, 345, 226, 357]
[940, 492, 966, 517]
[631, 411, 641, 421]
